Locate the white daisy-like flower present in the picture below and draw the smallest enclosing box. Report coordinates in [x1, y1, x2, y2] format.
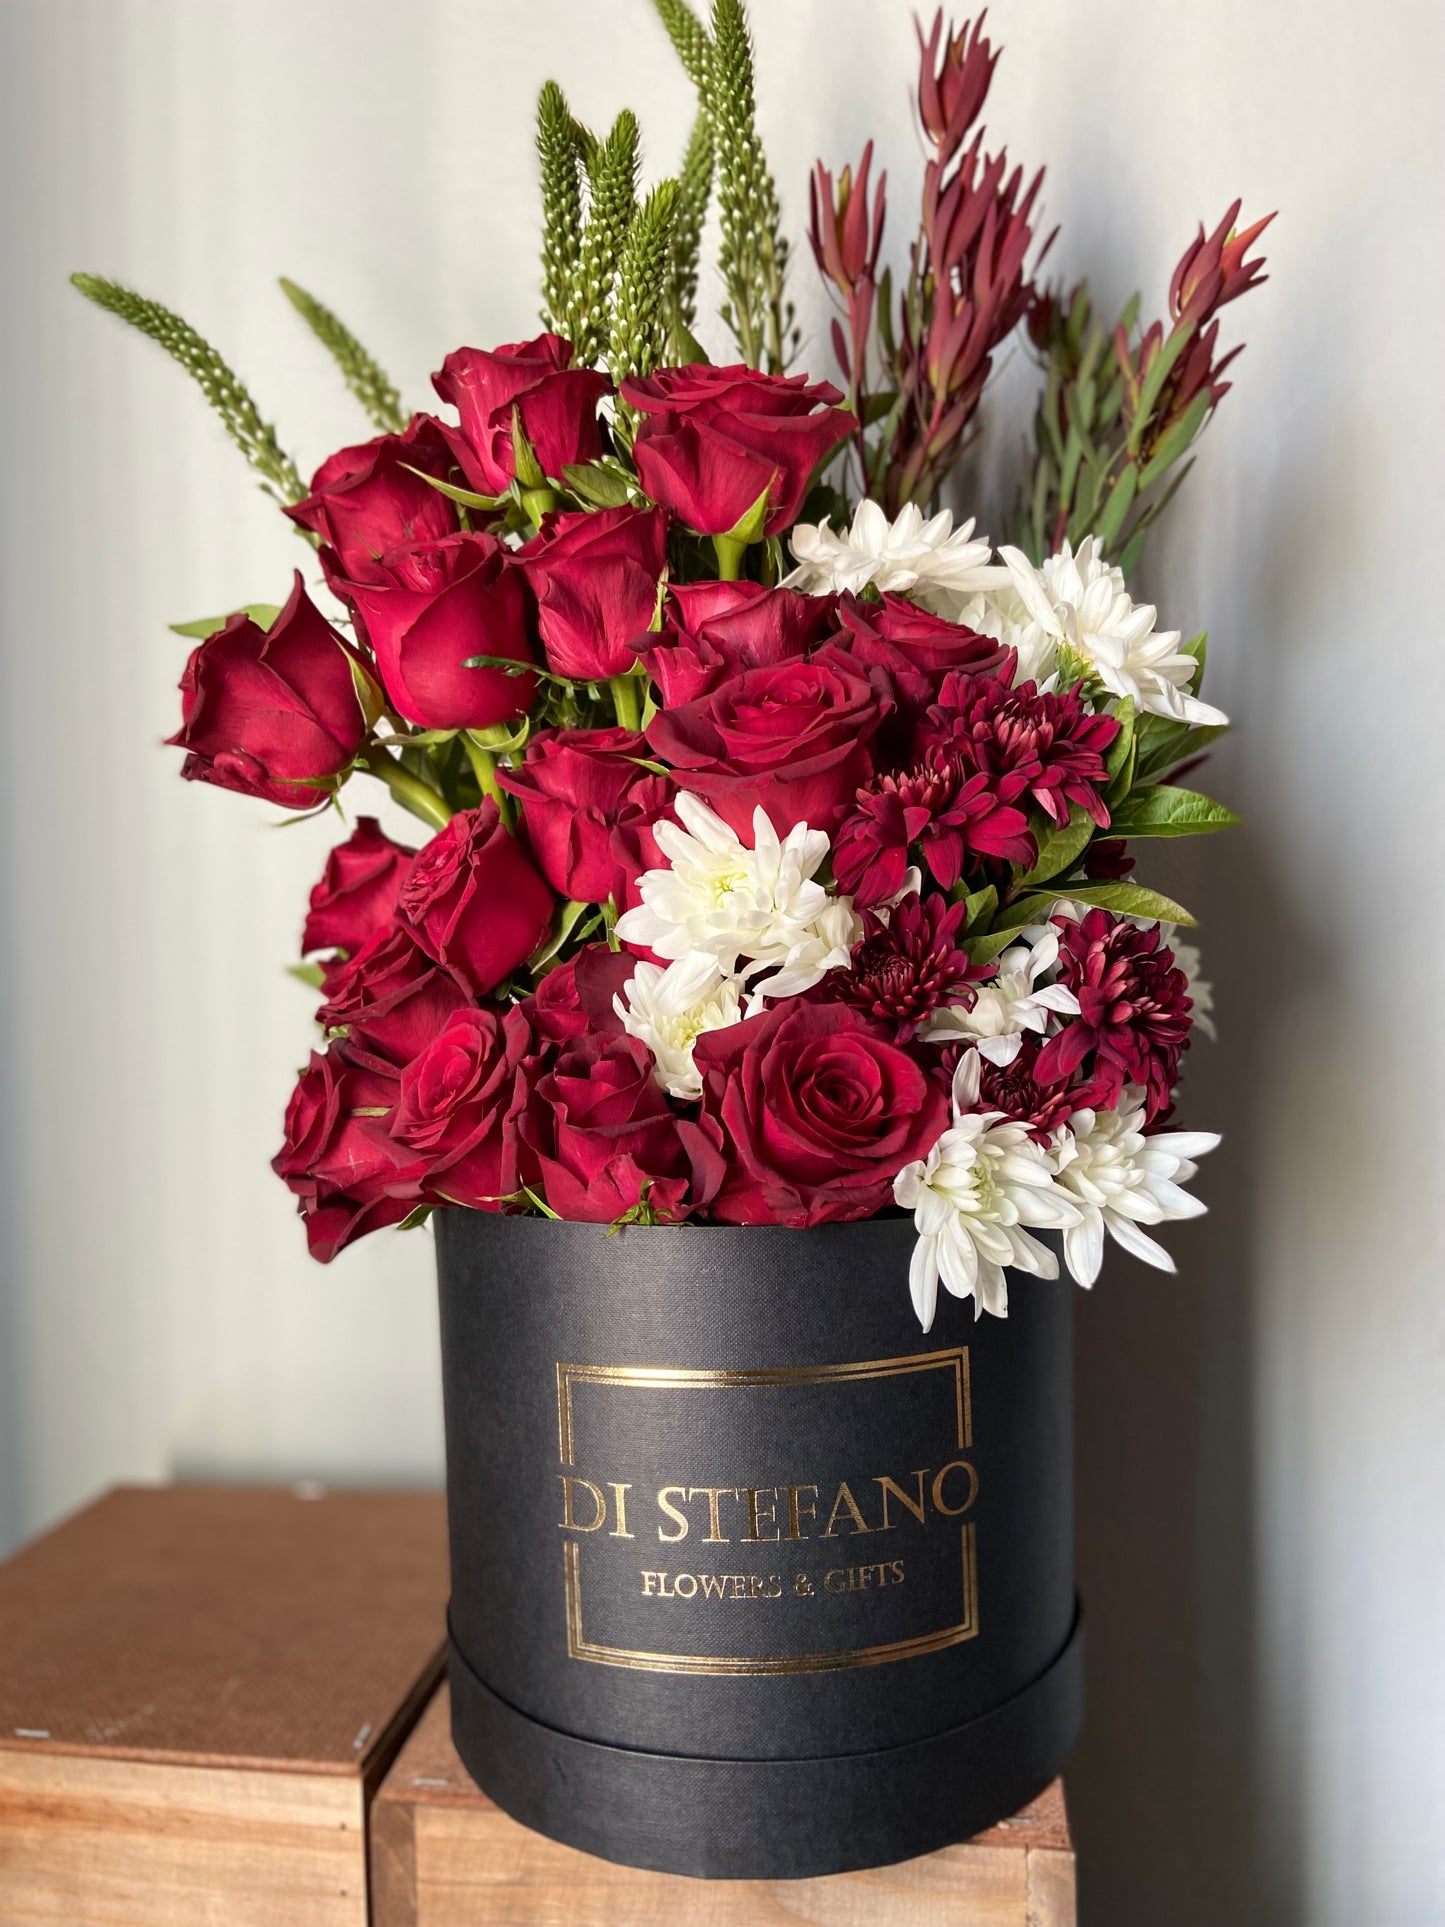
[614, 793, 859, 996]
[993, 538, 1228, 728]
[920, 928, 1080, 1064]
[893, 1052, 1083, 1330]
[615, 953, 743, 1100]
[787, 501, 1008, 612]
[1162, 933, 1216, 1041]
[1049, 1090, 1220, 1287]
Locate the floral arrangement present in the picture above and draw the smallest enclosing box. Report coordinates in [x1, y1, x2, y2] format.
[74, 2, 1268, 1328]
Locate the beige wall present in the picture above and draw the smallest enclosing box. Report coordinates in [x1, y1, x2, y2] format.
[2, 3, 1442, 1921]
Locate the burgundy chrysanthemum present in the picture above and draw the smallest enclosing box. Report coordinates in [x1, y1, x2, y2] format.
[832, 748, 1035, 905]
[827, 894, 989, 1040]
[938, 1033, 1078, 1141]
[920, 668, 1120, 829]
[1033, 909, 1193, 1119]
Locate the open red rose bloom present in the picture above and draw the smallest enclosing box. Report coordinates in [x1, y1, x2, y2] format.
[79, 4, 1263, 1322]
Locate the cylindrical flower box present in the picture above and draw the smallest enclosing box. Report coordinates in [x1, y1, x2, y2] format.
[436, 1209, 1082, 1880]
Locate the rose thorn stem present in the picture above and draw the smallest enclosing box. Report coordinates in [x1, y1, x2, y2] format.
[364, 748, 453, 833]
[712, 534, 746, 581]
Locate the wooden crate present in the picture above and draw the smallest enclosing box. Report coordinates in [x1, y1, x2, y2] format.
[0, 1484, 448, 1927]
[371, 1682, 1076, 1927]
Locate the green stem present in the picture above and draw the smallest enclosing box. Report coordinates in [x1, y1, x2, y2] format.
[462, 733, 514, 828]
[609, 673, 643, 733]
[712, 534, 746, 580]
[366, 750, 453, 833]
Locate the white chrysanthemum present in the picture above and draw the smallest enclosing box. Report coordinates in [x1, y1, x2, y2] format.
[893, 1053, 1083, 1330]
[992, 538, 1228, 727]
[921, 929, 1080, 1064]
[615, 953, 743, 1100]
[1163, 934, 1216, 1041]
[787, 502, 1008, 611]
[614, 793, 859, 996]
[1049, 1091, 1220, 1287]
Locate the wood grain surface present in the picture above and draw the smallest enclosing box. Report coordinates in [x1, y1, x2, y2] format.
[371, 1683, 1076, 1927]
[0, 1484, 449, 1926]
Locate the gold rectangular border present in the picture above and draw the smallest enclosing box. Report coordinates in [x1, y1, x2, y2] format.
[557, 1349, 976, 1676]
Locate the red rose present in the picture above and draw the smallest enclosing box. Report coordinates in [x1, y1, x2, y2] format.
[499, 727, 671, 906]
[273, 1045, 424, 1262]
[621, 364, 856, 537]
[516, 507, 669, 681]
[646, 643, 888, 836]
[396, 802, 554, 995]
[303, 818, 416, 956]
[835, 594, 1010, 732]
[169, 572, 370, 807]
[335, 945, 475, 1077]
[317, 925, 442, 1033]
[341, 533, 537, 731]
[695, 1001, 948, 1227]
[638, 580, 839, 707]
[432, 335, 610, 495]
[520, 1032, 724, 1223]
[391, 1004, 533, 1209]
[526, 945, 633, 1044]
[285, 416, 456, 588]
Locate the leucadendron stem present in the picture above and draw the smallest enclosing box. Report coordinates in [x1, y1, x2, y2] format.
[365, 749, 453, 833]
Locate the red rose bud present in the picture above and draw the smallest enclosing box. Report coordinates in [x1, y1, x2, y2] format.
[517, 506, 668, 681]
[396, 801, 554, 996]
[316, 925, 444, 1035]
[498, 727, 672, 907]
[646, 644, 887, 837]
[272, 1044, 426, 1263]
[169, 573, 370, 807]
[392, 1003, 533, 1210]
[285, 416, 456, 589]
[621, 364, 857, 539]
[341, 533, 537, 732]
[302, 817, 416, 956]
[432, 334, 611, 495]
[525, 945, 633, 1045]
[695, 1002, 949, 1228]
[835, 594, 1009, 733]
[519, 1031, 725, 1224]
[638, 580, 839, 708]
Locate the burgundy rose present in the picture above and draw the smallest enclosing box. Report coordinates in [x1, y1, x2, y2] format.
[833, 750, 1035, 906]
[303, 818, 416, 957]
[432, 335, 610, 495]
[341, 533, 537, 731]
[499, 727, 671, 907]
[920, 669, 1119, 828]
[621, 364, 857, 537]
[695, 1001, 948, 1227]
[517, 507, 669, 681]
[392, 1004, 532, 1210]
[317, 924, 442, 1033]
[396, 802, 554, 996]
[1033, 910, 1193, 1119]
[646, 644, 888, 837]
[335, 944, 474, 1077]
[826, 894, 988, 1040]
[835, 595, 1010, 731]
[638, 580, 840, 707]
[525, 945, 633, 1045]
[520, 1032, 724, 1223]
[285, 416, 456, 588]
[272, 1044, 424, 1262]
[169, 573, 370, 807]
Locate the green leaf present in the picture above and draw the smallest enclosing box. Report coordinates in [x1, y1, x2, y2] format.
[1102, 694, 1135, 786]
[1127, 319, 1196, 454]
[1048, 881, 1196, 926]
[960, 883, 997, 933]
[287, 962, 326, 990]
[400, 463, 502, 512]
[562, 461, 637, 508]
[1106, 785, 1239, 838]
[1092, 461, 1138, 551]
[510, 406, 547, 490]
[1180, 629, 1207, 695]
[170, 602, 281, 639]
[1133, 718, 1226, 783]
[527, 898, 595, 976]
[396, 1204, 434, 1233]
[722, 477, 775, 546]
[1017, 805, 1095, 886]
[963, 926, 1027, 967]
[1138, 390, 1212, 491]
